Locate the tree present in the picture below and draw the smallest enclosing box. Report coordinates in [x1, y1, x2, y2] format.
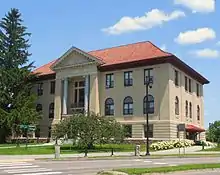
[206, 121, 220, 143]
[0, 8, 40, 143]
[53, 112, 125, 156]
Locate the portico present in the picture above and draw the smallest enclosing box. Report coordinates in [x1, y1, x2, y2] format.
[62, 75, 90, 116]
[50, 47, 102, 122]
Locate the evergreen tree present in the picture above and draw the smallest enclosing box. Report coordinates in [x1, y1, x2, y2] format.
[0, 8, 40, 143]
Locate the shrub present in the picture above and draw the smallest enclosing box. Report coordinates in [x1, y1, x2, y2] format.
[150, 139, 195, 151]
[201, 141, 217, 147]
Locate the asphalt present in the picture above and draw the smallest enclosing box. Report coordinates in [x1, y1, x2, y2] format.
[0, 157, 219, 175]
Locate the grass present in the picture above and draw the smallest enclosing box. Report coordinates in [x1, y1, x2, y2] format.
[0, 144, 150, 155]
[116, 163, 220, 174]
[203, 146, 220, 152]
[0, 144, 18, 147]
[0, 143, 41, 147]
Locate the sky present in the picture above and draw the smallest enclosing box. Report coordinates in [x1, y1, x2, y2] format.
[0, 0, 219, 128]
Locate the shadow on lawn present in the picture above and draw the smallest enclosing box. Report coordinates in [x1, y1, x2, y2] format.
[60, 144, 133, 153]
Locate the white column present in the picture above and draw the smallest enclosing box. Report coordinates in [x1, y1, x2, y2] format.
[84, 75, 89, 113]
[62, 78, 68, 115]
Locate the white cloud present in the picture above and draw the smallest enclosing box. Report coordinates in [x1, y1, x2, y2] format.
[174, 0, 215, 13]
[191, 48, 220, 58]
[216, 41, 220, 46]
[175, 28, 216, 45]
[102, 9, 185, 35]
[160, 44, 167, 51]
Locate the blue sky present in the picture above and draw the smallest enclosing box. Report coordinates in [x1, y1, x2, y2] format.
[0, 0, 219, 127]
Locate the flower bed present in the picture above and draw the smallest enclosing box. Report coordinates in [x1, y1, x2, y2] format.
[150, 139, 195, 151]
[201, 141, 217, 147]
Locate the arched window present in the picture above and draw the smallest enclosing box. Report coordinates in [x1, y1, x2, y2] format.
[36, 104, 42, 112]
[105, 98, 114, 116]
[197, 105, 200, 120]
[143, 95, 154, 114]
[49, 103, 54, 118]
[175, 96, 179, 115]
[189, 102, 192, 118]
[185, 101, 188, 117]
[123, 96, 133, 115]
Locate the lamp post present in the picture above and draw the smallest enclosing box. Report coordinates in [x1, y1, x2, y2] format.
[145, 76, 153, 156]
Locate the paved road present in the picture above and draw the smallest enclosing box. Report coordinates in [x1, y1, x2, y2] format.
[0, 157, 219, 175]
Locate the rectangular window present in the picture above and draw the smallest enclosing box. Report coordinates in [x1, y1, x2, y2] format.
[37, 83, 43, 96]
[185, 76, 188, 91]
[175, 70, 179, 86]
[144, 124, 153, 138]
[72, 81, 85, 108]
[124, 71, 133, 86]
[106, 73, 114, 88]
[78, 88, 85, 106]
[196, 83, 200, 96]
[124, 125, 132, 138]
[50, 81, 55, 94]
[79, 81, 85, 87]
[74, 89, 78, 104]
[144, 69, 153, 85]
[189, 79, 192, 93]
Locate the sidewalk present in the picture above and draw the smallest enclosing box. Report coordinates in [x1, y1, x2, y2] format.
[0, 146, 219, 161]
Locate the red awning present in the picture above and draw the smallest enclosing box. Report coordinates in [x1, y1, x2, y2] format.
[186, 124, 205, 133]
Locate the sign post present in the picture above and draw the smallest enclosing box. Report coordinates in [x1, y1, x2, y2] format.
[19, 125, 36, 149]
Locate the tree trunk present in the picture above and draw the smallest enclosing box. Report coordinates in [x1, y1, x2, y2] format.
[88, 142, 94, 149]
[0, 127, 9, 144]
[84, 148, 88, 157]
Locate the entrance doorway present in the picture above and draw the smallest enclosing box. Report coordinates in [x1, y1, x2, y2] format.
[186, 132, 198, 141]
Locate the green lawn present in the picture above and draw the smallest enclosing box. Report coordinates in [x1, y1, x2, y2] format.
[0, 143, 41, 147]
[0, 144, 150, 155]
[0, 144, 17, 147]
[203, 146, 220, 152]
[116, 163, 220, 175]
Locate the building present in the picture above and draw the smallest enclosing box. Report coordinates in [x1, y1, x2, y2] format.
[33, 41, 209, 141]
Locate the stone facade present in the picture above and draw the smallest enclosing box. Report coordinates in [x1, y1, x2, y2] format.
[33, 44, 208, 140]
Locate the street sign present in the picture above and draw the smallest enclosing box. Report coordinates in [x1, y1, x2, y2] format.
[19, 125, 36, 131]
[177, 124, 186, 132]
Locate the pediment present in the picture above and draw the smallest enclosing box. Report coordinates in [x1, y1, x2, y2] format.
[51, 47, 103, 70]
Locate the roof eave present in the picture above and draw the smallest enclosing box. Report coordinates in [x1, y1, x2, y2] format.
[98, 56, 170, 72]
[98, 56, 209, 85]
[168, 56, 209, 85]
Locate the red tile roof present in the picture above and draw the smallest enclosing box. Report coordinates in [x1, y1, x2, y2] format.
[33, 60, 56, 76]
[89, 41, 172, 66]
[33, 41, 209, 84]
[34, 41, 171, 75]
